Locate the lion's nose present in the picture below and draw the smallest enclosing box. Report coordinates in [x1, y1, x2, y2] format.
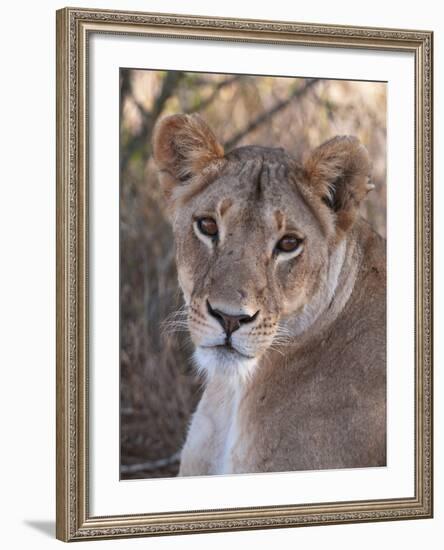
[207, 300, 259, 337]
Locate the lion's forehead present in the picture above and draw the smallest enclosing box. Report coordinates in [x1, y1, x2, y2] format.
[193, 157, 317, 229]
[225, 145, 294, 164]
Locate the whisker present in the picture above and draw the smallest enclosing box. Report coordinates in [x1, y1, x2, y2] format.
[163, 312, 188, 322]
[271, 338, 292, 346]
[271, 334, 291, 343]
[267, 344, 285, 357]
[275, 322, 293, 335]
[275, 330, 292, 336]
[161, 318, 189, 327]
[164, 304, 189, 316]
[161, 318, 190, 336]
[161, 306, 189, 332]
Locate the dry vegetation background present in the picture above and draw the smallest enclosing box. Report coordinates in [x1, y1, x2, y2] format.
[120, 69, 387, 479]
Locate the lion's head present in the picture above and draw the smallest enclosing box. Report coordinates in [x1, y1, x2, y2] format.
[153, 114, 373, 380]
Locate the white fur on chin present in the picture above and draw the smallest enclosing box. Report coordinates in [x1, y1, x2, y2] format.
[193, 346, 257, 385]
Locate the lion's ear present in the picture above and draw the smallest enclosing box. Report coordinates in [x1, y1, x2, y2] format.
[303, 136, 373, 234]
[152, 114, 224, 198]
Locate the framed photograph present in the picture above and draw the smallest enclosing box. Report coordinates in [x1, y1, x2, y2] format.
[56, 7, 433, 541]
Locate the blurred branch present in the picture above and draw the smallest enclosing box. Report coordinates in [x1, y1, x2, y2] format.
[120, 71, 185, 172]
[120, 69, 131, 123]
[224, 78, 320, 151]
[184, 75, 242, 114]
[312, 93, 337, 122]
[152, 71, 185, 120]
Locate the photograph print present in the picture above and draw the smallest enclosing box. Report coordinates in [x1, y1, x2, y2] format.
[119, 69, 387, 480]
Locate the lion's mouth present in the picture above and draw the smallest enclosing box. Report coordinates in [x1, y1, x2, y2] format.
[201, 343, 255, 360]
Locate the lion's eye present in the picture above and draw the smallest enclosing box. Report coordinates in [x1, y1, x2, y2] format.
[197, 217, 218, 238]
[275, 235, 303, 253]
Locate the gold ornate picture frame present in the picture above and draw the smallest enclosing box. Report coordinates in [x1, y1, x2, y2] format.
[56, 7, 433, 542]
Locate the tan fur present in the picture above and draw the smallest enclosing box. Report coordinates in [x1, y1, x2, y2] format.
[152, 114, 225, 204]
[303, 136, 374, 238]
[153, 114, 386, 475]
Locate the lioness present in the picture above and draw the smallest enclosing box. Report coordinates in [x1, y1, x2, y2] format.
[153, 113, 386, 476]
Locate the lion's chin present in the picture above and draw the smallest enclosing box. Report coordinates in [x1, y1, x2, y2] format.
[193, 345, 258, 384]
